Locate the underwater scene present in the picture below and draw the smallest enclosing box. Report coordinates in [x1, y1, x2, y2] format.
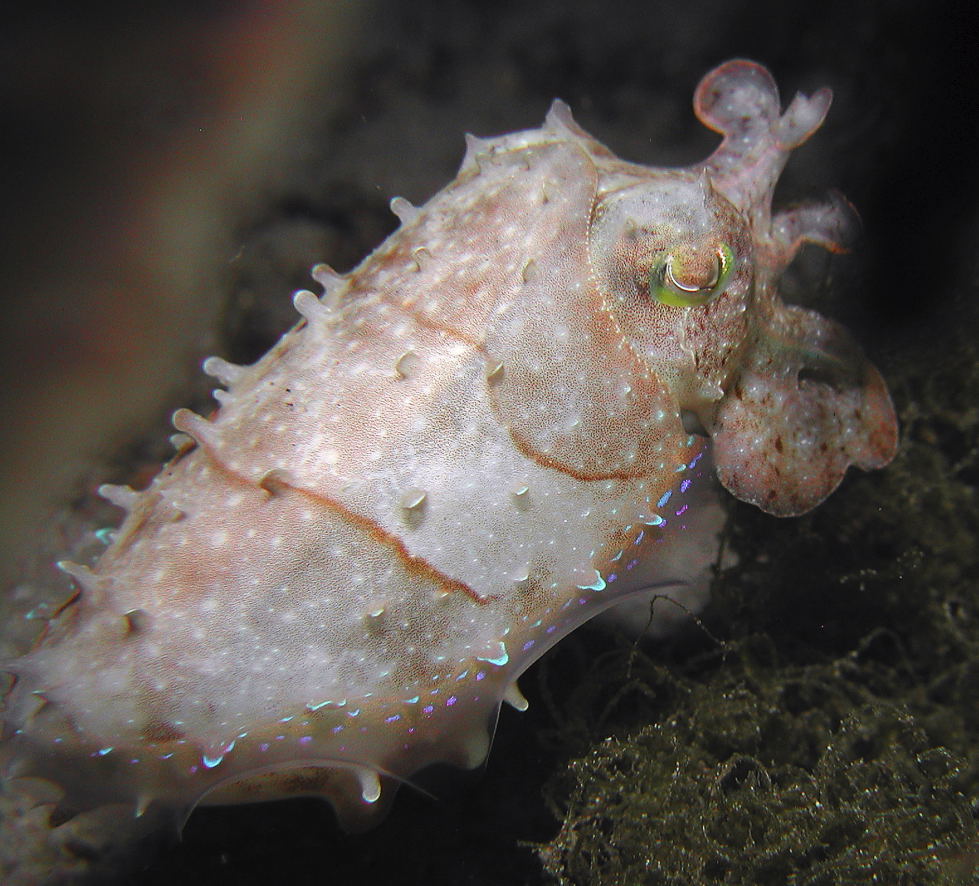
[0, 1, 976, 883]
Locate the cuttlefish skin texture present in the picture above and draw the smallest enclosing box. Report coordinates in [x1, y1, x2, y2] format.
[2, 59, 896, 848]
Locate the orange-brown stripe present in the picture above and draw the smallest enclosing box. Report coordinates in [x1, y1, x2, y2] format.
[504, 423, 658, 483]
[260, 472, 493, 606]
[350, 296, 662, 483]
[178, 432, 491, 607]
[372, 289, 485, 350]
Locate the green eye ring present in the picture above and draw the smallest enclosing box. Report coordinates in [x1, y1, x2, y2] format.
[650, 242, 735, 307]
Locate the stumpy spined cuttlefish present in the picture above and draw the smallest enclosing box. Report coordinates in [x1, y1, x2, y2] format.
[1, 59, 897, 874]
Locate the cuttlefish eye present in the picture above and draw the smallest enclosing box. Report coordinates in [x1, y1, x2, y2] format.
[649, 242, 735, 307]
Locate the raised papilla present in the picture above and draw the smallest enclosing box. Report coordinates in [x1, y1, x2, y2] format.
[1, 59, 897, 873]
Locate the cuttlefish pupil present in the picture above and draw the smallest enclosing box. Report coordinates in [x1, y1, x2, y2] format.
[652, 243, 734, 307]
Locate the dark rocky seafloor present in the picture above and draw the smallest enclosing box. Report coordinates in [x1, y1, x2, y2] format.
[1, 0, 977, 883]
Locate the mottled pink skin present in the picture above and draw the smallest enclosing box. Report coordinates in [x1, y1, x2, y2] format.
[1, 59, 895, 878]
[691, 62, 897, 514]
